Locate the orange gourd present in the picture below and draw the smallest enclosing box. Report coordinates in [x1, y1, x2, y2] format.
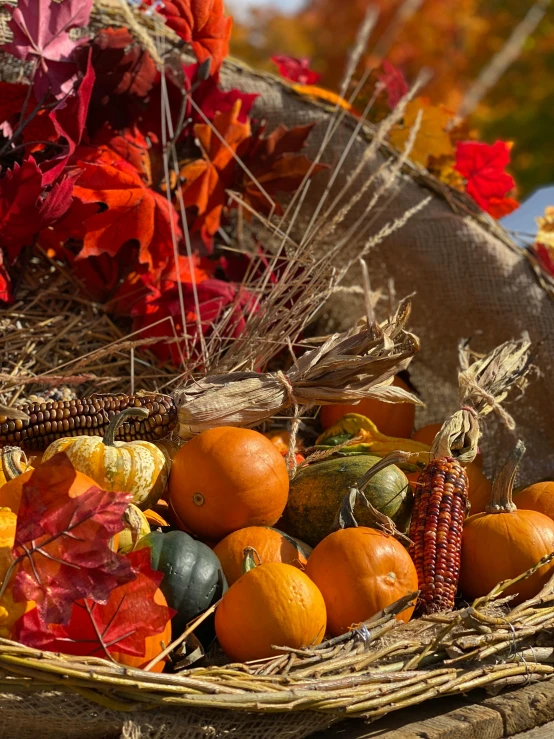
[460, 442, 554, 605]
[215, 551, 326, 662]
[320, 376, 415, 438]
[0, 453, 101, 514]
[214, 527, 312, 585]
[515, 482, 554, 521]
[169, 427, 289, 541]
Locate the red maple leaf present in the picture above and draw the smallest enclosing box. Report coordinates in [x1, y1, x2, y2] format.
[78, 125, 156, 184]
[180, 99, 251, 244]
[131, 277, 259, 366]
[377, 60, 408, 109]
[9, 453, 134, 624]
[4, 0, 92, 99]
[271, 55, 320, 85]
[72, 156, 182, 278]
[76, 27, 157, 134]
[148, 0, 232, 72]
[15, 549, 173, 663]
[138, 63, 256, 149]
[454, 140, 519, 219]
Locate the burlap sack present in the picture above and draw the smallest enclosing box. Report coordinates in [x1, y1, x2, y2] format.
[215, 60, 553, 484]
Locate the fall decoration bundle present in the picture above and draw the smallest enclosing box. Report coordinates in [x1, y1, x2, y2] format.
[3, 1, 554, 739]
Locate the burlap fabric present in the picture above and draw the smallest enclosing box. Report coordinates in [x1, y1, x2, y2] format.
[215, 61, 553, 484]
[0, 691, 334, 738]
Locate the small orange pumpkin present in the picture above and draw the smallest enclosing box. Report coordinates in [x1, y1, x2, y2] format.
[514, 482, 554, 521]
[460, 442, 554, 605]
[215, 551, 326, 662]
[265, 430, 304, 454]
[169, 427, 289, 541]
[214, 527, 312, 586]
[320, 376, 415, 438]
[306, 525, 418, 636]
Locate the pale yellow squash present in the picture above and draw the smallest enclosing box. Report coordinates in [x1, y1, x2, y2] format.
[42, 408, 169, 510]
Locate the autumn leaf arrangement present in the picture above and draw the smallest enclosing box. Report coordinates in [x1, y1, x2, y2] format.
[0, 0, 334, 374]
[0, 0, 530, 383]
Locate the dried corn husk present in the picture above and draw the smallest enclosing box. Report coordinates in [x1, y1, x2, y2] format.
[431, 335, 535, 463]
[175, 301, 421, 436]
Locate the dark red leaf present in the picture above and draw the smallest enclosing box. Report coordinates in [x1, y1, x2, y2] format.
[0, 157, 44, 259]
[41, 52, 95, 185]
[77, 27, 157, 134]
[4, 0, 92, 99]
[0, 82, 29, 134]
[271, 55, 320, 85]
[38, 175, 76, 226]
[16, 549, 173, 662]
[0, 250, 12, 304]
[11, 453, 134, 624]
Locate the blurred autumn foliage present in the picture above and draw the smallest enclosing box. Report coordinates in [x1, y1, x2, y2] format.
[229, 0, 554, 196]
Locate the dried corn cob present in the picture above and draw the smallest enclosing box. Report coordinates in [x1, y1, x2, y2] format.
[409, 457, 468, 614]
[0, 394, 177, 450]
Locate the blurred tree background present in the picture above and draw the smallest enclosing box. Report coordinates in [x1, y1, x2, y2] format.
[228, 0, 554, 197]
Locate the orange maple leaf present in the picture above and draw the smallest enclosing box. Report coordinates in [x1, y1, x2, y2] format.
[180, 99, 251, 240]
[73, 159, 181, 277]
[390, 97, 454, 167]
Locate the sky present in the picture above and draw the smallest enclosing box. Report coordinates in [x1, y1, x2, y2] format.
[228, 0, 304, 20]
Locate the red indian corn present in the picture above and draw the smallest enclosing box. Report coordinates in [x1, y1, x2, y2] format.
[408, 457, 468, 614]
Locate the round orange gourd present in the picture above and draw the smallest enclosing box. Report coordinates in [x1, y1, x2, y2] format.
[306, 526, 418, 636]
[514, 482, 554, 521]
[0, 453, 101, 514]
[411, 424, 484, 469]
[214, 527, 312, 585]
[215, 557, 326, 662]
[169, 427, 289, 541]
[460, 442, 554, 605]
[320, 376, 415, 437]
[111, 588, 172, 672]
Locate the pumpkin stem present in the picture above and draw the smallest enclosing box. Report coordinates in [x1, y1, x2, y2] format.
[486, 440, 525, 514]
[102, 407, 150, 447]
[1, 446, 29, 480]
[242, 546, 261, 574]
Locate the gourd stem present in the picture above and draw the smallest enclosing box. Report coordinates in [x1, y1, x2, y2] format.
[102, 407, 150, 447]
[242, 546, 261, 574]
[1, 446, 28, 480]
[486, 440, 525, 514]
